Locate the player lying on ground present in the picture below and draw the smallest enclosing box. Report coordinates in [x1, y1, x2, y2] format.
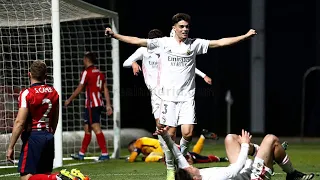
[65, 52, 113, 161]
[6, 60, 89, 180]
[126, 130, 227, 164]
[154, 127, 315, 180]
[123, 28, 213, 179]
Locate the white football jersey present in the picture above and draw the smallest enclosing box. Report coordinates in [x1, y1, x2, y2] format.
[199, 144, 251, 180]
[123, 47, 159, 90]
[147, 37, 209, 101]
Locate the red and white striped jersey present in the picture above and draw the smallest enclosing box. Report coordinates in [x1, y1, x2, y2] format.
[80, 66, 105, 108]
[18, 83, 59, 132]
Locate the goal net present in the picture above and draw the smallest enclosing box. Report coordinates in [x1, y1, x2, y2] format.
[0, 0, 120, 168]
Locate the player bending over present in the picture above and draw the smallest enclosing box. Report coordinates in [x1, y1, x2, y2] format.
[6, 60, 89, 180]
[154, 127, 314, 180]
[126, 130, 225, 164]
[65, 52, 113, 161]
[123, 28, 213, 179]
[105, 13, 256, 162]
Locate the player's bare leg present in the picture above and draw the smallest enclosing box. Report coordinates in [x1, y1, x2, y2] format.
[180, 124, 193, 156]
[91, 123, 109, 160]
[254, 134, 314, 180]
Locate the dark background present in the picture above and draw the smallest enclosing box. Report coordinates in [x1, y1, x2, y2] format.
[84, 0, 318, 137]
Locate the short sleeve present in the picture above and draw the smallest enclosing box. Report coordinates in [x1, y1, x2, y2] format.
[18, 89, 29, 108]
[80, 70, 88, 85]
[147, 37, 165, 51]
[194, 38, 210, 55]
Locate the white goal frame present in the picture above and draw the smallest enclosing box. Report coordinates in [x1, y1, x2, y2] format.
[51, 0, 121, 168]
[0, 0, 120, 168]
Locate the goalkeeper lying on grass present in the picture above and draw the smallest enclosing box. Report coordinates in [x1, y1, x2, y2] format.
[126, 129, 228, 164]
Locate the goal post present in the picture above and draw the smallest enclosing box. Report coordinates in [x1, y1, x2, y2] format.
[0, 0, 120, 168]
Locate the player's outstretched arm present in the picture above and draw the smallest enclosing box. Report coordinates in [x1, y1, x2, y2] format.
[65, 84, 85, 107]
[209, 29, 257, 48]
[103, 82, 113, 116]
[105, 28, 147, 47]
[195, 68, 212, 85]
[7, 107, 28, 162]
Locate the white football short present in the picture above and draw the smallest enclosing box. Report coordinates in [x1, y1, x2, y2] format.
[150, 92, 161, 119]
[159, 99, 196, 127]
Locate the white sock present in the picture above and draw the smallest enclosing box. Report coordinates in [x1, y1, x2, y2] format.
[162, 134, 190, 169]
[278, 155, 295, 174]
[180, 137, 191, 156]
[158, 135, 175, 170]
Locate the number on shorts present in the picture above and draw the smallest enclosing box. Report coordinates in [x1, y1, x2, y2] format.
[162, 104, 168, 114]
[96, 75, 102, 88]
[37, 98, 52, 128]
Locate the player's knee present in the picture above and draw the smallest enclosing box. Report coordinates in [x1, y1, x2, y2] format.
[263, 134, 279, 145]
[91, 123, 102, 133]
[224, 134, 238, 144]
[182, 130, 192, 138]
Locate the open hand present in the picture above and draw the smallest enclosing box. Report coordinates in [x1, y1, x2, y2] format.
[238, 129, 252, 144]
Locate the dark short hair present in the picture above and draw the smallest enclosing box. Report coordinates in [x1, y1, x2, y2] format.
[30, 60, 47, 81]
[148, 29, 164, 39]
[175, 168, 193, 180]
[127, 139, 137, 149]
[84, 52, 97, 64]
[172, 13, 191, 25]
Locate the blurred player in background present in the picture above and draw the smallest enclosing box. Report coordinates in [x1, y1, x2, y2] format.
[122, 28, 212, 179]
[126, 129, 224, 164]
[6, 60, 89, 180]
[65, 52, 113, 161]
[105, 12, 256, 169]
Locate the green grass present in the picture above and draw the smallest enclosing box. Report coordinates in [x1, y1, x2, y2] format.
[1, 143, 320, 180]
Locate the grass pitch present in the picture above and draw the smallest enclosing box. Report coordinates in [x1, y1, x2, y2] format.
[1, 141, 319, 180]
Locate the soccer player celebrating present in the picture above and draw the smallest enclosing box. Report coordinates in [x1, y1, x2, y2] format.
[65, 52, 113, 161]
[6, 60, 88, 180]
[105, 12, 256, 159]
[123, 28, 213, 179]
[154, 127, 315, 180]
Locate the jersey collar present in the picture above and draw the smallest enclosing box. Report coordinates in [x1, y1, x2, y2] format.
[31, 82, 45, 87]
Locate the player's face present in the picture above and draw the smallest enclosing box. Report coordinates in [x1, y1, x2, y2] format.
[173, 20, 189, 40]
[186, 166, 202, 180]
[83, 57, 88, 67]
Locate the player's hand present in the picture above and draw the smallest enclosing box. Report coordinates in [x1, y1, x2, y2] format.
[238, 129, 252, 144]
[64, 99, 71, 107]
[246, 29, 257, 38]
[105, 28, 114, 37]
[6, 147, 14, 164]
[132, 62, 141, 76]
[203, 76, 212, 85]
[153, 126, 170, 136]
[106, 105, 113, 116]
